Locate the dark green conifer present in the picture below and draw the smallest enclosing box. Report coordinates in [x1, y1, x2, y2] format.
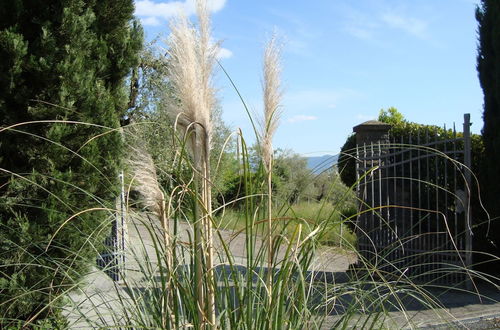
[476, 0, 500, 257]
[0, 0, 142, 324]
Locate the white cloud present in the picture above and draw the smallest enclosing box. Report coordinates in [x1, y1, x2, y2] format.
[141, 16, 162, 26]
[288, 115, 318, 123]
[136, 0, 184, 19]
[135, 0, 227, 21]
[216, 47, 233, 59]
[381, 12, 428, 39]
[185, 0, 226, 13]
[342, 5, 428, 41]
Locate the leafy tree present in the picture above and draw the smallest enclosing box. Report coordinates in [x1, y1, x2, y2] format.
[476, 0, 500, 259]
[272, 149, 353, 206]
[126, 43, 173, 120]
[0, 0, 142, 324]
[377, 107, 405, 126]
[273, 149, 316, 204]
[313, 169, 356, 207]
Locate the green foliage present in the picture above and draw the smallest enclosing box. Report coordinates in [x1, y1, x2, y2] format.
[208, 107, 239, 208]
[126, 43, 173, 120]
[215, 167, 255, 209]
[227, 147, 355, 209]
[217, 201, 356, 248]
[283, 202, 357, 247]
[338, 134, 357, 188]
[476, 0, 500, 253]
[273, 149, 316, 204]
[0, 0, 142, 324]
[378, 106, 405, 126]
[218, 147, 357, 247]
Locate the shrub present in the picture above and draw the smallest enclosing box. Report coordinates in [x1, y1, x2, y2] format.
[0, 0, 142, 324]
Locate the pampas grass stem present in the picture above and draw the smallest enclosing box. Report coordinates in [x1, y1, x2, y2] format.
[166, 0, 217, 326]
[260, 34, 283, 306]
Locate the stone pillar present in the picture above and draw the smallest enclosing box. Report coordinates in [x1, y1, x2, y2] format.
[352, 120, 392, 264]
[352, 120, 392, 192]
[353, 120, 392, 147]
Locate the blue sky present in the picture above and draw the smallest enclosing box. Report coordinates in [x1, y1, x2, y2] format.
[135, 0, 483, 156]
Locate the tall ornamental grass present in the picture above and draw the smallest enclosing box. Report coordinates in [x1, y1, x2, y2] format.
[165, 0, 218, 326]
[2, 0, 500, 328]
[259, 33, 284, 306]
[2, 123, 500, 329]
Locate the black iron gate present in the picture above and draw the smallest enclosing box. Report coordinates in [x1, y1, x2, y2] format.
[354, 114, 472, 286]
[96, 171, 127, 281]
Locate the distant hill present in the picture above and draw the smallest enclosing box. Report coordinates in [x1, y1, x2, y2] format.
[306, 155, 338, 174]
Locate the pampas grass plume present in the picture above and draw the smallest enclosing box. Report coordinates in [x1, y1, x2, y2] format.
[260, 34, 283, 172]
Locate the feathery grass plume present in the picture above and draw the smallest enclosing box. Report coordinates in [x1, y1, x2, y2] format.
[126, 146, 163, 213]
[126, 144, 171, 258]
[126, 142, 173, 325]
[260, 34, 283, 172]
[166, 0, 217, 326]
[259, 33, 284, 305]
[166, 5, 216, 136]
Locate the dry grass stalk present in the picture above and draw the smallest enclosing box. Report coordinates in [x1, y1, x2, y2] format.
[126, 145, 172, 271]
[260, 33, 283, 303]
[166, 0, 217, 326]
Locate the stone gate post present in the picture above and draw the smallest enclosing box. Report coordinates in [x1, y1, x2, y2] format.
[352, 120, 392, 260]
[353, 120, 392, 208]
[353, 120, 392, 147]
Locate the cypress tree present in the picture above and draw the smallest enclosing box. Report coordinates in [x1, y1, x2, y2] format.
[476, 0, 500, 251]
[0, 0, 142, 324]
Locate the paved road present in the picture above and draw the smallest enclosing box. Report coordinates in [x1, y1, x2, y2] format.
[63, 212, 500, 329]
[63, 213, 357, 328]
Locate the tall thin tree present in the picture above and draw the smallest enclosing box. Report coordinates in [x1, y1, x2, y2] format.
[476, 0, 500, 257]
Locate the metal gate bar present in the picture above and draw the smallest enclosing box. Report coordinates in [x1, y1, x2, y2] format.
[354, 114, 472, 286]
